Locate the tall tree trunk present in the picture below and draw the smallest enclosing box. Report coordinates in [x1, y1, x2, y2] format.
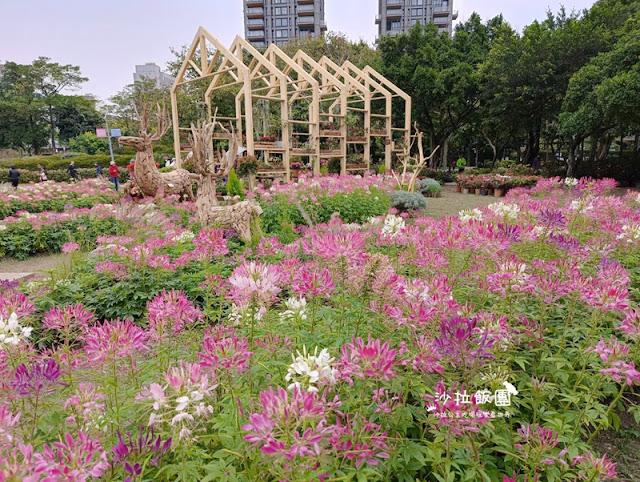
[523, 128, 541, 165]
[596, 134, 614, 162]
[48, 104, 57, 151]
[441, 137, 449, 169]
[480, 129, 497, 164]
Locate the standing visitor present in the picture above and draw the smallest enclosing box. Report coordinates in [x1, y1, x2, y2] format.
[109, 160, 120, 192]
[456, 156, 467, 173]
[8, 165, 19, 188]
[532, 155, 542, 173]
[38, 164, 48, 182]
[67, 160, 77, 182]
[164, 154, 171, 168]
[95, 162, 103, 179]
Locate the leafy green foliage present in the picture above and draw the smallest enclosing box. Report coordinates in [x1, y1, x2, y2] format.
[226, 169, 245, 200]
[68, 132, 109, 155]
[391, 190, 427, 212]
[419, 178, 442, 194]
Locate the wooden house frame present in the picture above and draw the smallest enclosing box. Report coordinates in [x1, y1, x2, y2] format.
[170, 27, 412, 178]
[362, 65, 412, 167]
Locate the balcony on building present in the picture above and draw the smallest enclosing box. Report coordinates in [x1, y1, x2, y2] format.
[387, 0, 403, 8]
[299, 29, 315, 38]
[297, 4, 315, 15]
[251, 41, 267, 49]
[320, 20, 327, 31]
[247, 30, 266, 40]
[245, 0, 263, 6]
[298, 15, 315, 26]
[247, 18, 265, 29]
[386, 9, 402, 19]
[452, 10, 459, 20]
[246, 7, 264, 18]
[433, 5, 451, 17]
[298, 0, 314, 4]
[388, 28, 403, 36]
[375, 14, 381, 24]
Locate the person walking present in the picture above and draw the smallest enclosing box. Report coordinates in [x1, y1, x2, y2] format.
[95, 162, 103, 179]
[109, 160, 120, 192]
[38, 164, 48, 182]
[456, 157, 467, 173]
[8, 165, 19, 188]
[532, 155, 542, 173]
[67, 160, 78, 182]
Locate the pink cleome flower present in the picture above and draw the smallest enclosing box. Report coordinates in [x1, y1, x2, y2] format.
[198, 326, 253, 375]
[227, 261, 283, 306]
[84, 318, 149, 364]
[146, 290, 203, 340]
[61, 242, 80, 254]
[336, 335, 397, 384]
[42, 304, 93, 334]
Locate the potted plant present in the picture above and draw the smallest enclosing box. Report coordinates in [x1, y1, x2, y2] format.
[236, 155, 259, 191]
[290, 159, 303, 178]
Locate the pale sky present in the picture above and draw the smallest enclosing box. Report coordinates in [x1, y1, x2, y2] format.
[0, 0, 596, 101]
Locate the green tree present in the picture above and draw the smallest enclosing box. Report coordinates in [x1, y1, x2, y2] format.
[68, 132, 109, 155]
[379, 16, 501, 166]
[54, 96, 103, 143]
[29, 57, 88, 150]
[280, 31, 379, 68]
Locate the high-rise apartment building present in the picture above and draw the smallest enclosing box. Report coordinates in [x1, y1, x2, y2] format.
[244, 0, 327, 49]
[376, 0, 457, 39]
[133, 63, 176, 89]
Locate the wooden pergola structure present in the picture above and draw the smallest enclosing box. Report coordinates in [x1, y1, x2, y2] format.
[171, 26, 411, 180]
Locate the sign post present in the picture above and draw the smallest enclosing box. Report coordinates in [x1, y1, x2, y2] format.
[104, 114, 115, 165]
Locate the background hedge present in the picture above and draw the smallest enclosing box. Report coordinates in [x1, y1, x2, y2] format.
[0, 154, 133, 171]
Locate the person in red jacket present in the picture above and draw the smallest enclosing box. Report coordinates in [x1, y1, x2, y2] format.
[109, 161, 120, 192]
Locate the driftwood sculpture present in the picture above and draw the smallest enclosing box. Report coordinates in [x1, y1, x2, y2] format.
[189, 117, 263, 242]
[118, 102, 197, 200]
[393, 123, 440, 193]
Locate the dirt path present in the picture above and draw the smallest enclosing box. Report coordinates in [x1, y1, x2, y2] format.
[0, 253, 70, 275]
[427, 191, 497, 219]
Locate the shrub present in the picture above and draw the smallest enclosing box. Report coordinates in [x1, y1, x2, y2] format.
[0, 154, 132, 171]
[391, 190, 427, 212]
[261, 189, 390, 234]
[227, 169, 245, 200]
[68, 132, 110, 155]
[419, 178, 442, 195]
[14, 168, 128, 184]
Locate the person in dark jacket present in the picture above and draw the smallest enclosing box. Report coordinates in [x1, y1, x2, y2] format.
[95, 162, 103, 179]
[67, 161, 77, 182]
[8, 165, 19, 188]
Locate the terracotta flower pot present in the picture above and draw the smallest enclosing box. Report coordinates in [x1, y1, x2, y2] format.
[488, 188, 494, 196]
[456, 185, 462, 193]
[475, 188, 482, 195]
[462, 188, 470, 194]
[494, 188, 505, 197]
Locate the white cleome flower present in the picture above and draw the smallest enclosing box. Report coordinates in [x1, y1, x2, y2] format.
[172, 231, 195, 243]
[280, 297, 308, 322]
[0, 312, 33, 347]
[617, 224, 640, 243]
[459, 208, 483, 223]
[285, 346, 337, 393]
[488, 202, 520, 221]
[0, 224, 6, 231]
[564, 177, 579, 187]
[569, 197, 594, 213]
[381, 214, 406, 237]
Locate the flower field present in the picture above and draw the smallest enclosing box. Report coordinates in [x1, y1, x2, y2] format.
[1, 175, 639, 480]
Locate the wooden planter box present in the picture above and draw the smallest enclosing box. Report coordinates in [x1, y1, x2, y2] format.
[254, 142, 277, 149]
[291, 148, 315, 155]
[371, 130, 388, 137]
[347, 136, 367, 142]
[346, 164, 368, 171]
[320, 130, 341, 137]
[320, 150, 342, 156]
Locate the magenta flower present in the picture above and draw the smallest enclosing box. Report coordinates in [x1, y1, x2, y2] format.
[617, 308, 640, 340]
[432, 316, 494, 368]
[13, 358, 66, 397]
[61, 242, 80, 254]
[513, 424, 568, 466]
[292, 261, 335, 299]
[0, 404, 21, 446]
[95, 260, 129, 280]
[328, 414, 391, 468]
[146, 290, 203, 340]
[586, 337, 630, 364]
[0, 289, 34, 319]
[32, 430, 109, 480]
[227, 261, 282, 306]
[424, 381, 491, 436]
[572, 451, 617, 480]
[192, 229, 229, 260]
[111, 425, 171, 482]
[64, 383, 106, 430]
[198, 326, 253, 375]
[42, 304, 93, 334]
[303, 230, 366, 262]
[336, 335, 397, 384]
[242, 386, 327, 460]
[84, 318, 149, 364]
